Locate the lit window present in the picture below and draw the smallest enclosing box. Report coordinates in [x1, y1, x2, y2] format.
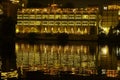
[75, 15, 81, 19]
[89, 15, 96, 19]
[82, 15, 88, 19]
[49, 15, 54, 19]
[68, 21, 74, 26]
[68, 15, 74, 19]
[36, 15, 42, 19]
[29, 15, 35, 19]
[55, 15, 61, 19]
[42, 15, 48, 19]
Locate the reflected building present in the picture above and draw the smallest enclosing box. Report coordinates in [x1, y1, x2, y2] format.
[15, 42, 97, 74]
[16, 4, 99, 35]
[97, 44, 120, 77]
[15, 42, 119, 77]
[98, 45, 117, 70]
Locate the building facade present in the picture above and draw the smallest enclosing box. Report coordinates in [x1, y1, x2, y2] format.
[101, 3, 120, 34]
[16, 4, 99, 36]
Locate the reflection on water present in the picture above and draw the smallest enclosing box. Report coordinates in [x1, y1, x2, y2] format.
[14, 41, 120, 77]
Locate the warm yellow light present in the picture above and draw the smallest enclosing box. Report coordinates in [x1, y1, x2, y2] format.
[0, 9, 3, 15]
[82, 15, 88, 19]
[16, 28, 19, 33]
[15, 43, 19, 51]
[101, 46, 108, 55]
[117, 66, 120, 71]
[118, 10, 120, 15]
[103, 6, 107, 10]
[10, 0, 19, 4]
[102, 27, 109, 34]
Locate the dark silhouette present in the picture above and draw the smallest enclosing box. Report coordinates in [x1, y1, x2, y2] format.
[0, 15, 17, 72]
[57, 33, 68, 45]
[17, 67, 22, 79]
[97, 66, 102, 76]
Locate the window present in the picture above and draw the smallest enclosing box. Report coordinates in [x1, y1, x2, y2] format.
[17, 21, 23, 25]
[89, 15, 96, 19]
[34, 21, 40, 25]
[23, 15, 29, 19]
[68, 21, 74, 26]
[82, 21, 88, 26]
[42, 21, 48, 25]
[62, 15, 68, 19]
[61, 21, 67, 26]
[17, 15, 22, 19]
[55, 21, 61, 26]
[82, 15, 88, 19]
[36, 15, 42, 19]
[55, 15, 61, 19]
[75, 15, 81, 19]
[76, 21, 81, 26]
[49, 15, 54, 19]
[49, 21, 54, 25]
[68, 15, 74, 19]
[29, 15, 35, 19]
[89, 21, 96, 26]
[42, 15, 48, 19]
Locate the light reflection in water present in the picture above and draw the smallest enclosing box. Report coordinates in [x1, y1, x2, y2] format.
[15, 42, 120, 77]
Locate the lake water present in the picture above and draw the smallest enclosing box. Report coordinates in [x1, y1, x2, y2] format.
[15, 41, 120, 77]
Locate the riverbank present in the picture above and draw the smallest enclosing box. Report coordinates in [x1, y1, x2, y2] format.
[15, 33, 120, 44]
[16, 33, 98, 41]
[5, 73, 120, 80]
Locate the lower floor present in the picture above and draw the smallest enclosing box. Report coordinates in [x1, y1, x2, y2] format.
[16, 25, 98, 35]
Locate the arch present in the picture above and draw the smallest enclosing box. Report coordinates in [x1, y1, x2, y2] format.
[23, 27, 31, 33]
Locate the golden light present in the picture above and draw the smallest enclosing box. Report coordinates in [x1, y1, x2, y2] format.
[103, 6, 108, 10]
[43, 8, 47, 12]
[0, 9, 3, 15]
[10, 0, 19, 4]
[118, 10, 120, 15]
[117, 66, 120, 71]
[102, 27, 109, 35]
[16, 28, 19, 33]
[101, 46, 109, 55]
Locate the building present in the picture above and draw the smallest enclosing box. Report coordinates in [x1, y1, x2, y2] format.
[100, 1, 120, 34]
[16, 4, 99, 38]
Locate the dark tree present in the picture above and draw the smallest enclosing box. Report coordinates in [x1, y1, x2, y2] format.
[114, 22, 120, 30]
[108, 26, 113, 36]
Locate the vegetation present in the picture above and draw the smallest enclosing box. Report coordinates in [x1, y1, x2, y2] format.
[98, 22, 120, 42]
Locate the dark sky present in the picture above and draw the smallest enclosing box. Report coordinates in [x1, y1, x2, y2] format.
[27, 0, 118, 8]
[27, 0, 105, 8]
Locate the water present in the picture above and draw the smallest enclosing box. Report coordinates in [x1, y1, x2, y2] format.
[14, 41, 120, 78]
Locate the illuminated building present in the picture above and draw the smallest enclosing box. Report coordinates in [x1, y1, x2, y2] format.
[16, 4, 99, 36]
[101, 1, 120, 34]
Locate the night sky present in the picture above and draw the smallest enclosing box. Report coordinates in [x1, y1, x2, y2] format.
[27, 0, 107, 8]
